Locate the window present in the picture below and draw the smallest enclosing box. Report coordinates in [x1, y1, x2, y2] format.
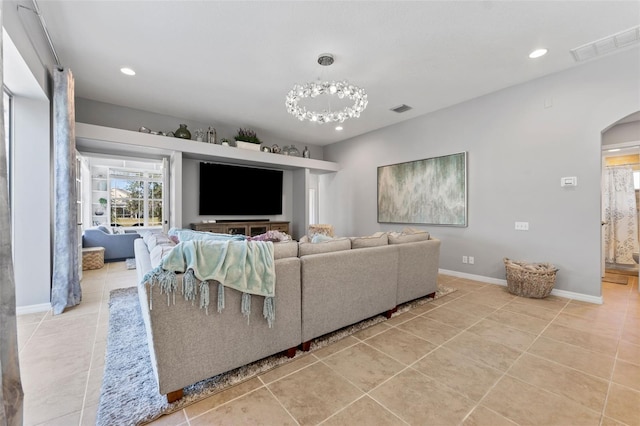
[109, 169, 163, 227]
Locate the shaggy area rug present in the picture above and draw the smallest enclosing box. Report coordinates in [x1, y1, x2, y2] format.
[125, 258, 136, 270]
[97, 285, 456, 426]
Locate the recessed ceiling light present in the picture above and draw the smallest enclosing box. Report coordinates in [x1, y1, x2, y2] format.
[335, 126, 343, 131]
[607, 148, 622, 152]
[120, 67, 136, 76]
[528, 48, 548, 59]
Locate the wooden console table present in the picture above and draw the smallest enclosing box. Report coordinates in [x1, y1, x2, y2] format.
[190, 221, 289, 237]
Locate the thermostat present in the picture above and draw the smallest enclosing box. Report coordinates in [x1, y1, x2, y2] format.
[560, 176, 577, 187]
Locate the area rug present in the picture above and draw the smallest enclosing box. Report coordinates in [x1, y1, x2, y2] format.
[125, 258, 136, 270]
[97, 285, 456, 426]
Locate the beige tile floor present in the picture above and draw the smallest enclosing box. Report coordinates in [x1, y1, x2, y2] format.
[18, 263, 640, 426]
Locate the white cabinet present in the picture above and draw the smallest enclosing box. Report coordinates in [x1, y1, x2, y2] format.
[91, 165, 109, 226]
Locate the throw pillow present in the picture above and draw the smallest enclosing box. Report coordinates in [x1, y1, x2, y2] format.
[351, 232, 389, 249]
[249, 230, 292, 242]
[168, 228, 246, 242]
[311, 233, 334, 243]
[97, 225, 112, 234]
[145, 233, 174, 251]
[308, 224, 334, 238]
[299, 238, 351, 256]
[388, 231, 430, 244]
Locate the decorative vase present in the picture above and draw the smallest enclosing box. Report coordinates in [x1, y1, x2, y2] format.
[236, 141, 261, 151]
[174, 124, 191, 139]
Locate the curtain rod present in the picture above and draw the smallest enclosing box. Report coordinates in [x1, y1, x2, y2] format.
[18, 0, 63, 71]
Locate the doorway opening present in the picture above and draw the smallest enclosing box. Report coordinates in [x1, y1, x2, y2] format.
[78, 153, 167, 233]
[601, 111, 640, 289]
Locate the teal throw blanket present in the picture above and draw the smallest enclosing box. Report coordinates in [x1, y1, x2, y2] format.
[142, 239, 276, 327]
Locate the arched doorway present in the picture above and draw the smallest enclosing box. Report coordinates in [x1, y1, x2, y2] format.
[601, 111, 640, 294]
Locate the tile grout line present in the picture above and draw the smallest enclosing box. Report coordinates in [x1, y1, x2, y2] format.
[78, 275, 107, 426]
[598, 278, 633, 426]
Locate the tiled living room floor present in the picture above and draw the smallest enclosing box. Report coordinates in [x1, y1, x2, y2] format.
[18, 263, 640, 425]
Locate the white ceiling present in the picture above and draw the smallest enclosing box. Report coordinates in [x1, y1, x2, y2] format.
[35, 1, 640, 146]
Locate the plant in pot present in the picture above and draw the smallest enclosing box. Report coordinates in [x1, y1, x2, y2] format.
[95, 197, 107, 216]
[234, 128, 262, 150]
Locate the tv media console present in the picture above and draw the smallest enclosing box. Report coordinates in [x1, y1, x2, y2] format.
[190, 221, 289, 237]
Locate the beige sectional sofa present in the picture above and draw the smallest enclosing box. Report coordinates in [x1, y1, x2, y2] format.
[134, 229, 440, 401]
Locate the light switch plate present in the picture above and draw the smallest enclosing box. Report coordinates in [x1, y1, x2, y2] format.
[561, 176, 577, 187]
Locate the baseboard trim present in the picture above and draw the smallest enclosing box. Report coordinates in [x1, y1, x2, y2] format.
[438, 269, 603, 305]
[439, 269, 506, 285]
[17, 303, 51, 315]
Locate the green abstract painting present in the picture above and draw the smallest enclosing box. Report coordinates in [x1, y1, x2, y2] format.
[377, 152, 467, 226]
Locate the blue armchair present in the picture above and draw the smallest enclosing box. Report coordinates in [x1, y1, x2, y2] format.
[82, 226, 141, 262]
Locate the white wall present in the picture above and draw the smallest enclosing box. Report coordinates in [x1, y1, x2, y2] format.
[12, 97, 51, 308]
[4, 18, 52, 310]
[75, 98, 326, 161]
[321, 48, 640, 298]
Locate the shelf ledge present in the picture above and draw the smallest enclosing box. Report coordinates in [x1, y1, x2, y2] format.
[76, 123, 340, 174]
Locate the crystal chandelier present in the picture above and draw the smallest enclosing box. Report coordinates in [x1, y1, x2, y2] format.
[285, 54, 368, 124]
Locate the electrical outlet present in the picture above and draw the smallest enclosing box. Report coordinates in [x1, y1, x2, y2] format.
[515, 222, 529, 231]
[462, 256, 468, 264]
[469, 256, 474, 264]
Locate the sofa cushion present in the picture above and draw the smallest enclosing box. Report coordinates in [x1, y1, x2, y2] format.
[299, 238, 351, 256]
[388, 230, 430, 244]
[145, 233, 174, 251]
[350, 232, 388, 249]
[150, 243, 176, 268]
[273, 241, 298, 259]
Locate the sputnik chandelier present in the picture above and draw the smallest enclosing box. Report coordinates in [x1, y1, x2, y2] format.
[285, 53, 368, 124]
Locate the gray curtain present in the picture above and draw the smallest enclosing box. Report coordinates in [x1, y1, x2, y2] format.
[51, 68, 81, 314]
[0, 3, 25, 425]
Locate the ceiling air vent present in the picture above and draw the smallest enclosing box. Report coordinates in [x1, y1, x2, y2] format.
[390, 104, 412, 113]
[571, 25, 640, 62]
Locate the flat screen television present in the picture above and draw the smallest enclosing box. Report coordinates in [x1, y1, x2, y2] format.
[199, 162, 283, 215]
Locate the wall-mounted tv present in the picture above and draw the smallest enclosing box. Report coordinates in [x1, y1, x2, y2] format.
[199, 162, 283, 215]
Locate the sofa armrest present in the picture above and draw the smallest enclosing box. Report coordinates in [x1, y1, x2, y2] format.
[395, 238, 441, 304]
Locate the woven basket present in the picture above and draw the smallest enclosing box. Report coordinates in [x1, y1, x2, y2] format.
[83, 247, 105, 270]
[503, 258, 558, 298]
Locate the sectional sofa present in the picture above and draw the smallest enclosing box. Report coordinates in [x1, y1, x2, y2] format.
[134, 229, 440, 402]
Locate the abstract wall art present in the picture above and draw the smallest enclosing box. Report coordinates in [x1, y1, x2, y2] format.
[377, 152, 467, 226]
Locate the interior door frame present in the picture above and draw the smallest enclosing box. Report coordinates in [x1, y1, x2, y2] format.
[600, 141, 640, 279]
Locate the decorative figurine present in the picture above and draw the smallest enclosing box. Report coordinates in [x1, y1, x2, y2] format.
[206, 126, 217, 144]
[303, 146, 310, 158]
